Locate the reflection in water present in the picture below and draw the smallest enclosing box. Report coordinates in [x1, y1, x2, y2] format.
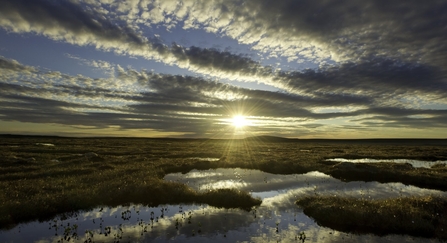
[325, 158, 447, 168]
[1, 169, 446, 243]
[187, 157, 221, 161]
[35, 143, 55, 146]
[165, 169, 447, 200]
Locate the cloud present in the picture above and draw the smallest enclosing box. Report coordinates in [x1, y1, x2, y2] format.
[353, 107, 447, 129]
[0, 56, 37, 73]
[84, 0, 447, 69]
[277, 58, 447, 107]
[0, 0, 168, 61]
[65, 53, 116, 75]
[0, 0, 279, 86]
[168, 0, 447, 67]
[2, 0, 447, 91]
[2, 57, 446, 138]
[1, 0, 447, 137]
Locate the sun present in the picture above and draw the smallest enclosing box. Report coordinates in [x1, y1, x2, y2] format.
[231, 115, 248, 128]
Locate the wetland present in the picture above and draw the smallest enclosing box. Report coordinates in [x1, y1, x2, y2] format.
[1, 136, 446, 242]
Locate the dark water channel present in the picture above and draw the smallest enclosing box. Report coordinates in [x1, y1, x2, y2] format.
[1, 168, 446, 242]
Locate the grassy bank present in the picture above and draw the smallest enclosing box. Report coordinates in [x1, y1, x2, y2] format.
[296, 195, 447, 239]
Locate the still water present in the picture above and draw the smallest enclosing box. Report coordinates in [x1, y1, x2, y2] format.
[325, 158, 447, 168]
[1, 168, 446, 242]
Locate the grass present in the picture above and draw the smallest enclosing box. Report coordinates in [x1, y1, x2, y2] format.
[1, 136, 447, 238]
[0, 157, 260, 229]
[296, 195, 447, 239]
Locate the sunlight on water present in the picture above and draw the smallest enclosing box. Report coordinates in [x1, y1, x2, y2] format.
[35, 143, 55, 146]
[165, 169, 447, 200]
[1, 168, 445, 243]
[325, 158, 447, 168]
[187, 157, 221, 162]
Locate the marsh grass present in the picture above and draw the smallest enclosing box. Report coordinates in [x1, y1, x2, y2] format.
[0, 138, 266, 229]
[327, 162, 447, 191]
[0, 163, 260, 229]
[296, 196, 447, 239]
[1, 136, 446, 233]
[200, 188, 261, 210]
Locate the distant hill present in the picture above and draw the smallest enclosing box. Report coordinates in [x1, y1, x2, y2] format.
[243, 135, 293, 142]
[0, 134, 65, 139]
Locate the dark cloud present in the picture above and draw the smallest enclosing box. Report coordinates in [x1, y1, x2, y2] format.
[0, 0, 168, 64]
[353, 108, 447, 129]
[0, 0, 143, 43]
[225, 0, 447, 67]
[360, 116, 447, 129]
[281, 60, 446, 93]
[0, 56, 36, 72]
[130, 71, 373, 109]
[362, 107, 447, 117]
[172, 45, 273, 77]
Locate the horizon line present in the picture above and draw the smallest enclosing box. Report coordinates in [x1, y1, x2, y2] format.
[1, 133, 446, 140]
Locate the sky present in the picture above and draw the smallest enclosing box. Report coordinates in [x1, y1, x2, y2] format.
[0, 0, 446, 139]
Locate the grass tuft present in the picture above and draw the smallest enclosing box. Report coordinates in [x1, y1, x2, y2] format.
[200, 188, 261, 210]
[296, 195, 447, 239]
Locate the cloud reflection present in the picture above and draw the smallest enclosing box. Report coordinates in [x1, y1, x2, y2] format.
[165, 168, 447, 200]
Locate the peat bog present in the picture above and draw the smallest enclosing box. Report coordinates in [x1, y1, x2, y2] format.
[0, 136, 447, 241]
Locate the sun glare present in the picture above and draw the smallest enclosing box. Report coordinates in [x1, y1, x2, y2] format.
[232, 115, 248, 128]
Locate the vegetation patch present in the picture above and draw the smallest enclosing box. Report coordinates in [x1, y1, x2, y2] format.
[0, 175, 261, 230]
[326, 161, 447, 191]
[296, 196, 447, 239]
[200, 188, 261, 210]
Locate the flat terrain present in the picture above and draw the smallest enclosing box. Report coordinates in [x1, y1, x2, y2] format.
[1, 136, 447, 238]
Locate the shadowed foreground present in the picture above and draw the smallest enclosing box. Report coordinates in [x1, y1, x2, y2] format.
[296, 196, 447, 240]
